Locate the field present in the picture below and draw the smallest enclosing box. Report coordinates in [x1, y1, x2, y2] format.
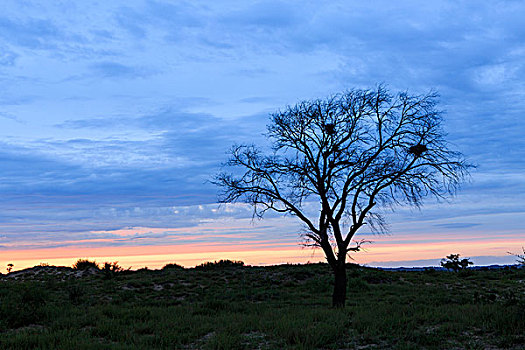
[0, 262, 523, 349]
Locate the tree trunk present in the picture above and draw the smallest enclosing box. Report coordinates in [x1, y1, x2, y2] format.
[332, 263, 347, 308]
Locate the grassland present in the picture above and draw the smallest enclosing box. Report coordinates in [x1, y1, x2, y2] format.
[0, 262, 523, 349]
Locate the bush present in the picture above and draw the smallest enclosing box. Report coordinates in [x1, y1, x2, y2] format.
[440, 254, 473, 272]
[72, 259, 99, 270]
[162, 263, 184, 270]
[195, 259, 245, 270]
[101, 261, 125, 279]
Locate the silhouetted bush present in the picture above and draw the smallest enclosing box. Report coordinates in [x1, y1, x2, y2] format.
[72, 259, 99, 270]
[101, 261, 125, 279]
[195, 259, 245, 270]
[440, 254, 473, 272]
[162, 263, 184, 270]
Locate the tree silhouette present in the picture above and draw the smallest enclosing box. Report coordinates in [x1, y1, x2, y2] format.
[440, 254, 473, 272]
[214, 86, 471, 307]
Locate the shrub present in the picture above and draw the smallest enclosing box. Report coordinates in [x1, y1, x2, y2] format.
[72, 259, 99, 270]
[440, 254, 473, 272]
[195, 259, 245, 270]
[101, 261, 125, 279]
[162, 263, 185, 270]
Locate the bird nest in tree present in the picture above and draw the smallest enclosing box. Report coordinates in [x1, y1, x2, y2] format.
[408, 144, 427, 157]
[324, 123, 335, 135]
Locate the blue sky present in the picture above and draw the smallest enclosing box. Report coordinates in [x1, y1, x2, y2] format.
[1, 0, 524, 268]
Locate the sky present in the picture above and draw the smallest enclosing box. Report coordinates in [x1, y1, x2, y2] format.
[1, 0, 524, 271]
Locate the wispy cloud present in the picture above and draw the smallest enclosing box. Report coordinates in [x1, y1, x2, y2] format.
[89, 61, 153, 79]
[0, 16, 65, 49]
[433, 223, 481, 229]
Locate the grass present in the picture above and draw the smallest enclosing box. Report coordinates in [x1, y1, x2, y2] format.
[0, 263, 523, 349]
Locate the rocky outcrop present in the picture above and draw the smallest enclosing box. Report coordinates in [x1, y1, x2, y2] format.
[1, 265, 101, 281]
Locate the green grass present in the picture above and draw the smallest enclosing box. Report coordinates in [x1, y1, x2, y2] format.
[0, 263, 523, 349]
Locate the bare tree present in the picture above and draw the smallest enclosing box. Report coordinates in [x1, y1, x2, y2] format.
[214, 86, 471, 307]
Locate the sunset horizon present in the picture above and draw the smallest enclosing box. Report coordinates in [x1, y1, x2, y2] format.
[1, 1, 523, 275]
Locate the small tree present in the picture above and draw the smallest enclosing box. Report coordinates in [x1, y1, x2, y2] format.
[6, 263, 14, 273]
[215, 86, 471, 307]
[440, 254, 473, 272]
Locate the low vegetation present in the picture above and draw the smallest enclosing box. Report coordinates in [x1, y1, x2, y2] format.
[440, 254, 473, 272]
[72, 259, 100, 271]
[0, 262, 523, 349]
[195, 259, 245, 270]
[162, 263, 184, 270]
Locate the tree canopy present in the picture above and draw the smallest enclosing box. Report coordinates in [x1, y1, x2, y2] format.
[215, 86, 472, 307]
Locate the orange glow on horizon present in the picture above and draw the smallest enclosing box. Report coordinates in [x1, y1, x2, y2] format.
[1, 234, 522, 272]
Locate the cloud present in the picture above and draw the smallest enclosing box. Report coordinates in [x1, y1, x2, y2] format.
[0, 16, 64, 49]
[0, 139, 212, 199]
[89, 61, 153, 78]
[0, 47, 17, 66]
[56, 106, 268, 164]
[114, 1, 204, 41]
[221, 1, 299, 29]
[0, 104, 270, 238]
[433, 223, 481, 229]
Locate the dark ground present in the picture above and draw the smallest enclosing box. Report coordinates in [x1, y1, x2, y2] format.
[0, 262, 523, 349]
